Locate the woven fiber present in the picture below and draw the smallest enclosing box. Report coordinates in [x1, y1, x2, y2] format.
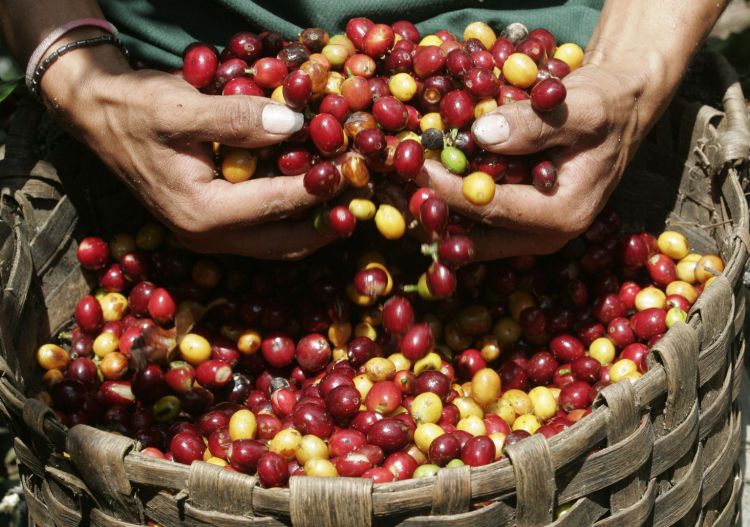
[0, 51, 748, 526]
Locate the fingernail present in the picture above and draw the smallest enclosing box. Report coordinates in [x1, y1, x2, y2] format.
[472, 113, 510, 145]
[262, 104, 304, 135]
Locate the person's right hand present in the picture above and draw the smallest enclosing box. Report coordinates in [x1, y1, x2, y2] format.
[41, 41, 342, 260]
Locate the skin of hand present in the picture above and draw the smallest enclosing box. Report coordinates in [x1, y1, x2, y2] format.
[418, 0, 729, 262]
[0, 0, 347, 260]
[42, 41, 351, 260]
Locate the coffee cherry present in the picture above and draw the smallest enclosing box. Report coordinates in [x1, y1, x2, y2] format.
[420, 128, 444, 150]
[363, 24, 395, 58]
[440, 90, 474, 129]
[389, 73, 417, 102]
[502, 53, 538, 88]
[148, 288, 176, 325]
[531, 78, 567, 112]
[222, 148, 257, 183]
[304, 161, 341, 197]
[328, 206, 357, 237]
[282, 70, 313, 111]
[462, 171, 495, 205]
[553, 43, 584, 70]
[463, 67, 499, 98]
[75, 295, 103, 334]
[441, 146, 469, 174]
[374, 204, 406, 240]
[182, 43, 218, 88]
[531, 160, 558, 192]
[372, 96, 408, 132]
[382, 296, 414, 335]
[426, 261, 457, 298]
[310, 113, 346, 156]
[393, 139, 424, 179]
[228, 32, 263, 61]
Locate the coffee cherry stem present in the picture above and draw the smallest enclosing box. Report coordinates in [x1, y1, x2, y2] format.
[420, 242, 439, 262]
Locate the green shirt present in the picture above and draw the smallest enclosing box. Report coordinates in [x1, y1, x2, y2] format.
[99, 0, 604, 68]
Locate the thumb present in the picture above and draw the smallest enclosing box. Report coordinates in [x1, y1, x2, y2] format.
[187, 94, 304, 147]
[470, 99, 570, 155]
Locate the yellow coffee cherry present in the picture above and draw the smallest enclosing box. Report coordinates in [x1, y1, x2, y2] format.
[471, 368, 501, 406]
[365, 357, 396, 382]
[179, 333, 212, 365]
[512, 413, 541, 434]
[501, 389, 532, 416]
[389, 72, 418, 101]
[453, 396, 484, 419]
[457, 415, 487, 436]
[93, 332, 119, 358]
[502, 53, 538, 88]
[221, 148, 257, 183]
[414, 423, 445, 452]
[634, 286, 667, 311]
[657, 231, 689, 260]
[553, 43, 584, 70]
[269, 429, 302, 461]
[413, 352, 441, 375]
[463, 21, 497, 50]
[419, 35, 444, 47]
[589, 337, 616, 365]
[304, 458, 338, 477]
[528, 386, 558, 421]
[374, 204, 406, 240]
[228, 409, 257, 441]
[99, 292, 128, 322]
[348, 199, 377, 221]
[353, 374, 374, 400]
[420, 112, 445, 132]
[36, 344, 69, 370]
[610, 359, 638, 383]
[462, 171, 496, 206]
[411, 392, 443, 424]
[237, 329, 261, 355]
[295, 435, 329, 464]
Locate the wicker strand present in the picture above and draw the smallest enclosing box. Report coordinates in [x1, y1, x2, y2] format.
[504, 434, 555, 526]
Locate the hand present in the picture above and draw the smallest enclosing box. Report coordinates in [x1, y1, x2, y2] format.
[42, 43, 343, 259]
[418, 62, 666, 261]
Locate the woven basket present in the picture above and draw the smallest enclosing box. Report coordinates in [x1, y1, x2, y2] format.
[0, 51, 748, 527]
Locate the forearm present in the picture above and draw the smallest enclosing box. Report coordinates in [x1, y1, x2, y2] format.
[0, 0, 130, 118]
[586, 0, 728, 117]
[0, 0, 104, 63]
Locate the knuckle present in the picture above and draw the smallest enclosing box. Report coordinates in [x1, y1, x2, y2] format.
[579, 90, 609, 135]
[223, 101, 257, 142]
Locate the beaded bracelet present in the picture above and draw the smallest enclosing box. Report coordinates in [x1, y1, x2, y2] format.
[28, 34, 129, 99]
[25, 18, 119, 89]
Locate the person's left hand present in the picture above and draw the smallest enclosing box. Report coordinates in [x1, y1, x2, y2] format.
[417, 61, 669, 262]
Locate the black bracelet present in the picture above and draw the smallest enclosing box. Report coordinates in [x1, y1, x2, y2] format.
[29, 34, 129, 99]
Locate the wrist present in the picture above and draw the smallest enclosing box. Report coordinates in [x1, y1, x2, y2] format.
[585, 44, 681, 128]
[40, 27, 131, 119]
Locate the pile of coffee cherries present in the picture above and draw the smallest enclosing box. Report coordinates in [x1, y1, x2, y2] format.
[35, 209, 725, 488]
[181, 19, 575, 227]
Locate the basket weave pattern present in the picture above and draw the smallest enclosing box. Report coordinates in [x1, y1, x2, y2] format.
[0, 53, 748, 526]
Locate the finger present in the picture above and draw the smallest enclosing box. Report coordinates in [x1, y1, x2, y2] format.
[470, 76, 607, 155]
[181, 93, 304, 147]
[419, 159, 589, 236]
[203, 153, 354, 226]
